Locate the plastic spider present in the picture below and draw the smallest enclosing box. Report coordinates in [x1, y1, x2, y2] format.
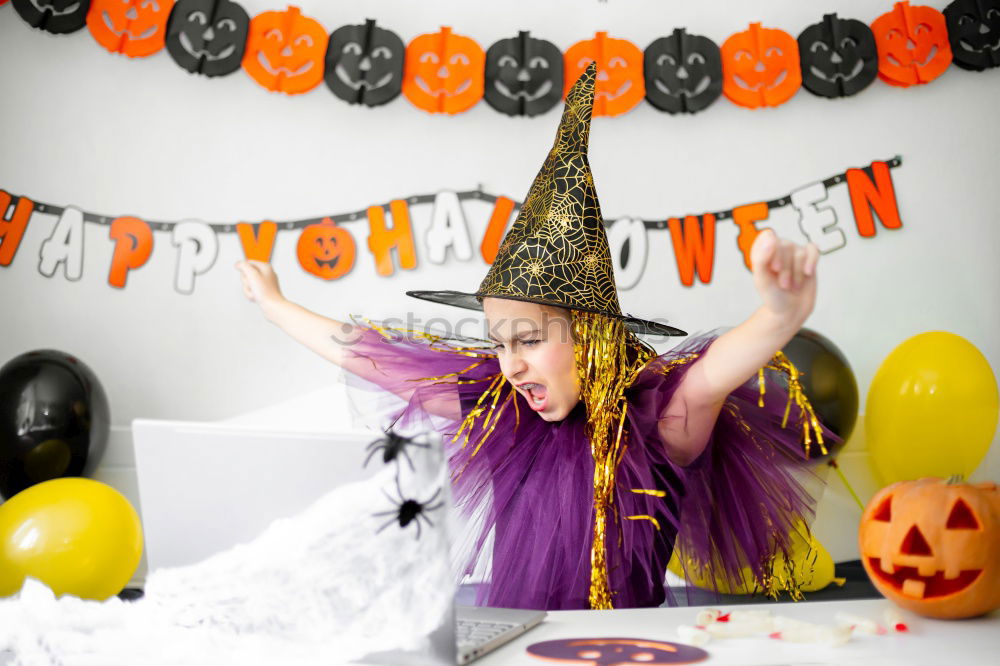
[363, 428, 430, 470]
[374, 475, 444, 540]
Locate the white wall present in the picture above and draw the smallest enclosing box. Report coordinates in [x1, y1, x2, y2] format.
[2, 0, 999, 572]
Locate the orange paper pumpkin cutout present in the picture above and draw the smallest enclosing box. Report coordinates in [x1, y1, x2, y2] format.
[87, 0, 174, 58]
[860, 478, 1000, 619]
[721, 23, 802, 108]
[402, 26, 485, 114]
[563, 32, 644, 117]
[296, 218, 355, 280]
[242, 5, 328, 94]
[871, 1, 952, 87]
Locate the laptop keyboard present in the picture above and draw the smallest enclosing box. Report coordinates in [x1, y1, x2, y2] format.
[456, 618, 520, 649]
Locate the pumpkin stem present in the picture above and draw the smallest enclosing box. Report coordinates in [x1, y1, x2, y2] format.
[946, 474, 965, 485]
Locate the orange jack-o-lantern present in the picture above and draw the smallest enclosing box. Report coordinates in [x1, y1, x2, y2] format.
[860, 476, 1000, 619]
[721, 23, 802, 108]
[563, 32, 644, 117]
[871, 1, 953, 87]
[242, 5, 328, 94]
[402, 26, 484, 114]
[87, 0, 175, 58]
[296, 218, 355, 280]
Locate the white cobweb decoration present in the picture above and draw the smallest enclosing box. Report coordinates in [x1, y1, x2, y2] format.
[0, 458, 455, 666]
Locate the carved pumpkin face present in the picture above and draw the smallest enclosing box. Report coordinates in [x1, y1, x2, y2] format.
[798, 13, 879, 98]
[87, 0, 174, 57]
[12, 0, 92, 34]
[484, 31, 563, 117]
[403, 26, 485, 114]
[323, 19, 405, 107]
[944, 0, 1000, 71]
[871, 1, 953, 86]
[860, 477, 1000, 619]
[526, 638, 708, 665]
[564, 32, 645, 117]
[296, 218, 355, 280]
[721, 23, 802, 108]
[165, 0, 249, 77]
[643, 27, 722, 114]
[242, 5, 328, 95]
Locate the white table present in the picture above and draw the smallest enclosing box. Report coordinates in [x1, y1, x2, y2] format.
[475, 598, 1000, 666]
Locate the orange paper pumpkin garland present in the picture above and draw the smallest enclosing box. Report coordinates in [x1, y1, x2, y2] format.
[563, 32, 645, 117]
[721, 23, 802, 108]
[242, 5, 328, 94]
[871, 1, 953, 87]
[87, 0, 174, 57]
[402, 26, 484, 114]
[860, 477, 1000, 619]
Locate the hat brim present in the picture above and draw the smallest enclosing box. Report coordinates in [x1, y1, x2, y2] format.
[406, 290, 687, 337]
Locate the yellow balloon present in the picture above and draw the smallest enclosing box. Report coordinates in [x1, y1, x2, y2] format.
[0, 478, 143, 600]
[668, 523, 837, 594]
[866, 332, 999, 485]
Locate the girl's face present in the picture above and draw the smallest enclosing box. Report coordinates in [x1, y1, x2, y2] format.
[483, 297, 580, 422]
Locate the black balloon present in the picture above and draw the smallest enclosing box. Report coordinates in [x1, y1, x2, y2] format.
[798, 13, 878, 98]
[324, 19, 405, 107]
[484, 31, 563, 117]
[165, 0, 249, 77]
[780, 328, 858, 461]
[0, 350, 109, 500]
[11, 0, 92, 34]
[643, 28, 722, 114]
[944, 0, 1000, 71]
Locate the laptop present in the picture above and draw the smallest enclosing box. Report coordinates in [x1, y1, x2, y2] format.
[131, 418, 544, 664]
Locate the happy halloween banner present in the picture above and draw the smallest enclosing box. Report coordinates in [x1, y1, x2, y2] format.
[3, 1, 998, 116]
[0, 157, 903, 294]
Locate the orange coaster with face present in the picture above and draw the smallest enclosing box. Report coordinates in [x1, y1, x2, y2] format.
[87, 0, 174, 57]
[242, 5, 328, 95]
[860, 477, 1000, 619]
[871, 1, 953, 86]
[403, 26, 485, 114]
[563, 32, 644, 117]
[721, 23, 802, 109]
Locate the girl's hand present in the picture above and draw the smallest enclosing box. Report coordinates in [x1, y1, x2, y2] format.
[749, 229, 819, 328]
[235, 260, 286, 312]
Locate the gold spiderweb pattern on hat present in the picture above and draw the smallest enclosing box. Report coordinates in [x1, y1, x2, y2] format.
[477, 64, 623, 318]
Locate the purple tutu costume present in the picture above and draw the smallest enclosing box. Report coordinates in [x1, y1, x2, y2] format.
[342, 325, 826, 611]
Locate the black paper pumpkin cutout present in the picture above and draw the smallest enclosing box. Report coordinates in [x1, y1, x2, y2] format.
[944, 0, 1000, 71]
[165, 0, 249, 77]
[643, 28, 722, 114]
[12, 0, 92, 34]
[484, 31, 563, 117]
[798, 13, 878, 98]
[324, 19, 405, 107]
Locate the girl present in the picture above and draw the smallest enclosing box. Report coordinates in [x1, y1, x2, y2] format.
[236, 64, 827, 611]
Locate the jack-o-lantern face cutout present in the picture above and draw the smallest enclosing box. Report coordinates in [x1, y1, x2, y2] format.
[871, 1, 953, 86]
[242, 5, 327, 95]
[644, 28, 722, 114]
[165, 0, 248, 77]
[12, 0, 91, 34]
[323, 19, 404, 107]
[296, 218, 355, 280]
[87, 0, 174, 57]
[798, 13, 878, 98]
[526, 637, 708, 665]
[403, 26, 485, 114]
[860, 477, 1000, 619]
[484, 31, 563, 117]
[944, 0, 1000, 71]
[564, 32, 645, 117]
[721, 23, 802, 108]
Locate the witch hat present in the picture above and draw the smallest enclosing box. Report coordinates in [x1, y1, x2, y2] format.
[408, 63, 685, 337]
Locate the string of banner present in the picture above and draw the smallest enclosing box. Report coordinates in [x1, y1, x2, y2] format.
[3, 1, 998, 116]
[0, 157, 903, 294]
